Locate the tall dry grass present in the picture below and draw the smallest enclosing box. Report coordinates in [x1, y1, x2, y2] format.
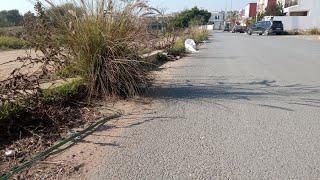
[24, 0, 159, 98]
[309, 28, 320, 35]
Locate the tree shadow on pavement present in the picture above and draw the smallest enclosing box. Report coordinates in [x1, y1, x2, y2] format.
[144, 79, 320, 111]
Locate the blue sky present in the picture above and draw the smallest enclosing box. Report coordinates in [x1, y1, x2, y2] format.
[0, 0, 253, 14]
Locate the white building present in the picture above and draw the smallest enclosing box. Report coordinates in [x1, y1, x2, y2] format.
[208, 11, 225, 30]
[244, 3, 257, 19]
[274, 0, 320, 30]
[238, 3, 257, 26]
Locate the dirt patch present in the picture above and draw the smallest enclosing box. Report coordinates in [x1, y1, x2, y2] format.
[0, 43, 207, 179]
[5, 98, 152, 179]
[0, 87, 103, 178]
[0, 49, 41, 81]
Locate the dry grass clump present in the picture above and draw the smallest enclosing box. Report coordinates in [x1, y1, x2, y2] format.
[68, 6, 150, 97]
[0, 0, 160, 153]
[308, 28, 320, 35]
[189, 28, 210, 43]
[166, 27, 210, 56]
[21, 0, 159, 99]
[0, 0, 161, 122]
[284, 28, 320, 36]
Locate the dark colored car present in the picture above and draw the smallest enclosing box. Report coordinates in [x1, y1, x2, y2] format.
[224, 23, 231, 32]
[247, 20, 284, 35]
[224, 26, 230, 32]
[232, 25, 245, 33]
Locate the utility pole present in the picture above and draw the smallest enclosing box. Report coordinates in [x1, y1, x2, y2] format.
[224, 0, 227, 27]
[225, 0, 227, 19]
[231, 0, 233, 11]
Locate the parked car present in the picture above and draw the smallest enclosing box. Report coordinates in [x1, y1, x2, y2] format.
[232, 25, 245, 33]
[224, 25, 230, 32]
[223, 23, 231, 32]
[247, 20, 284, 35]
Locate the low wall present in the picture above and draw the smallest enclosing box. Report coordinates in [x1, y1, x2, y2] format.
[207, 25, 214, 30]
[273, 16, 320, 31]
[199, 25, 214, 30]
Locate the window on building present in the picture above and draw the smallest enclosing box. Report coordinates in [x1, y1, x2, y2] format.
[290, 11, 308, 16]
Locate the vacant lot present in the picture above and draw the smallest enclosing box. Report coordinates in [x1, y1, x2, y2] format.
[0, 49, 40, 81]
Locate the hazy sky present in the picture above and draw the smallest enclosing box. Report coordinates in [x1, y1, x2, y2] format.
[0, 0, 254, 14]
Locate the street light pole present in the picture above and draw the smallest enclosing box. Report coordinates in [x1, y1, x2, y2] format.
[225, 0, 227, 17]
[225, 0, 227, 27]
[231, 0, 233, 11]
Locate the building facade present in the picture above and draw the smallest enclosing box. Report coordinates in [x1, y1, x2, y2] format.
[283, 0, 319, 16]
[244, 3, 258, 18]
[273, 0, 320, 30]
[208, 11, 225, 30]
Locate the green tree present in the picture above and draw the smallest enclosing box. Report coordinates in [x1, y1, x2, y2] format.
[0, 11, 8, 27]
[0, 10, 23, 27]
[170, 7, 211, 28]
[228, 11, 238, 27]
[265, 2, 284, 16]
[6, 10, 23, 26]
[257, 12, 265, 21]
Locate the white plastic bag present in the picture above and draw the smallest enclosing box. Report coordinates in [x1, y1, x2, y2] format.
[184, 39, 197, 53]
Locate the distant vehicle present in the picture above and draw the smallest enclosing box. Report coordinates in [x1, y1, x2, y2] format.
[247, 20, 284, 35]
[232, 25, 245, 33]
[224, 24, 231, 32]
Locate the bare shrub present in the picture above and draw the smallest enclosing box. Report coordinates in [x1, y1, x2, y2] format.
[309, 28, 320, 35]
[0, 0, 161, 107]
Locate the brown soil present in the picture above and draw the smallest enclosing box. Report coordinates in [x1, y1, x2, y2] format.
[0, 48, 169, 179]
[0, 87, 103, 178]
[5, 98, 152, 179]
[0, 49, 41, 81]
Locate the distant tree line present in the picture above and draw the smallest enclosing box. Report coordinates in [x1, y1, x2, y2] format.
[0, 10, 23, 27]
[0, 3, 84, 28]
[169, 7, 211, 29]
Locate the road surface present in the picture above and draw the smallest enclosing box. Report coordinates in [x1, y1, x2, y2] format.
[91, 32, 320, 179]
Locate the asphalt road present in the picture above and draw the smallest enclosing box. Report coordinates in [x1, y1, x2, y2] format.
[92, 32, 320, 179]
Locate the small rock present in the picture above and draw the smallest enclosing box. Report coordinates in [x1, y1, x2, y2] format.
[74, 165, 81, 171]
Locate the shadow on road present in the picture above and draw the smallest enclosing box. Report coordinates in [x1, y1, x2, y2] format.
[144, 79, 320, 111]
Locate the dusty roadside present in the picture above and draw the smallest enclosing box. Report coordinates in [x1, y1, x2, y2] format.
[0, 38, 209, 179]
[282, 35, 320, 41]
[12, 98, 153, 179]
[0, 49, 41, 81]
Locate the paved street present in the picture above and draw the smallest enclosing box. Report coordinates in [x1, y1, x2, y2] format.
[91, 32, 320, 179]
